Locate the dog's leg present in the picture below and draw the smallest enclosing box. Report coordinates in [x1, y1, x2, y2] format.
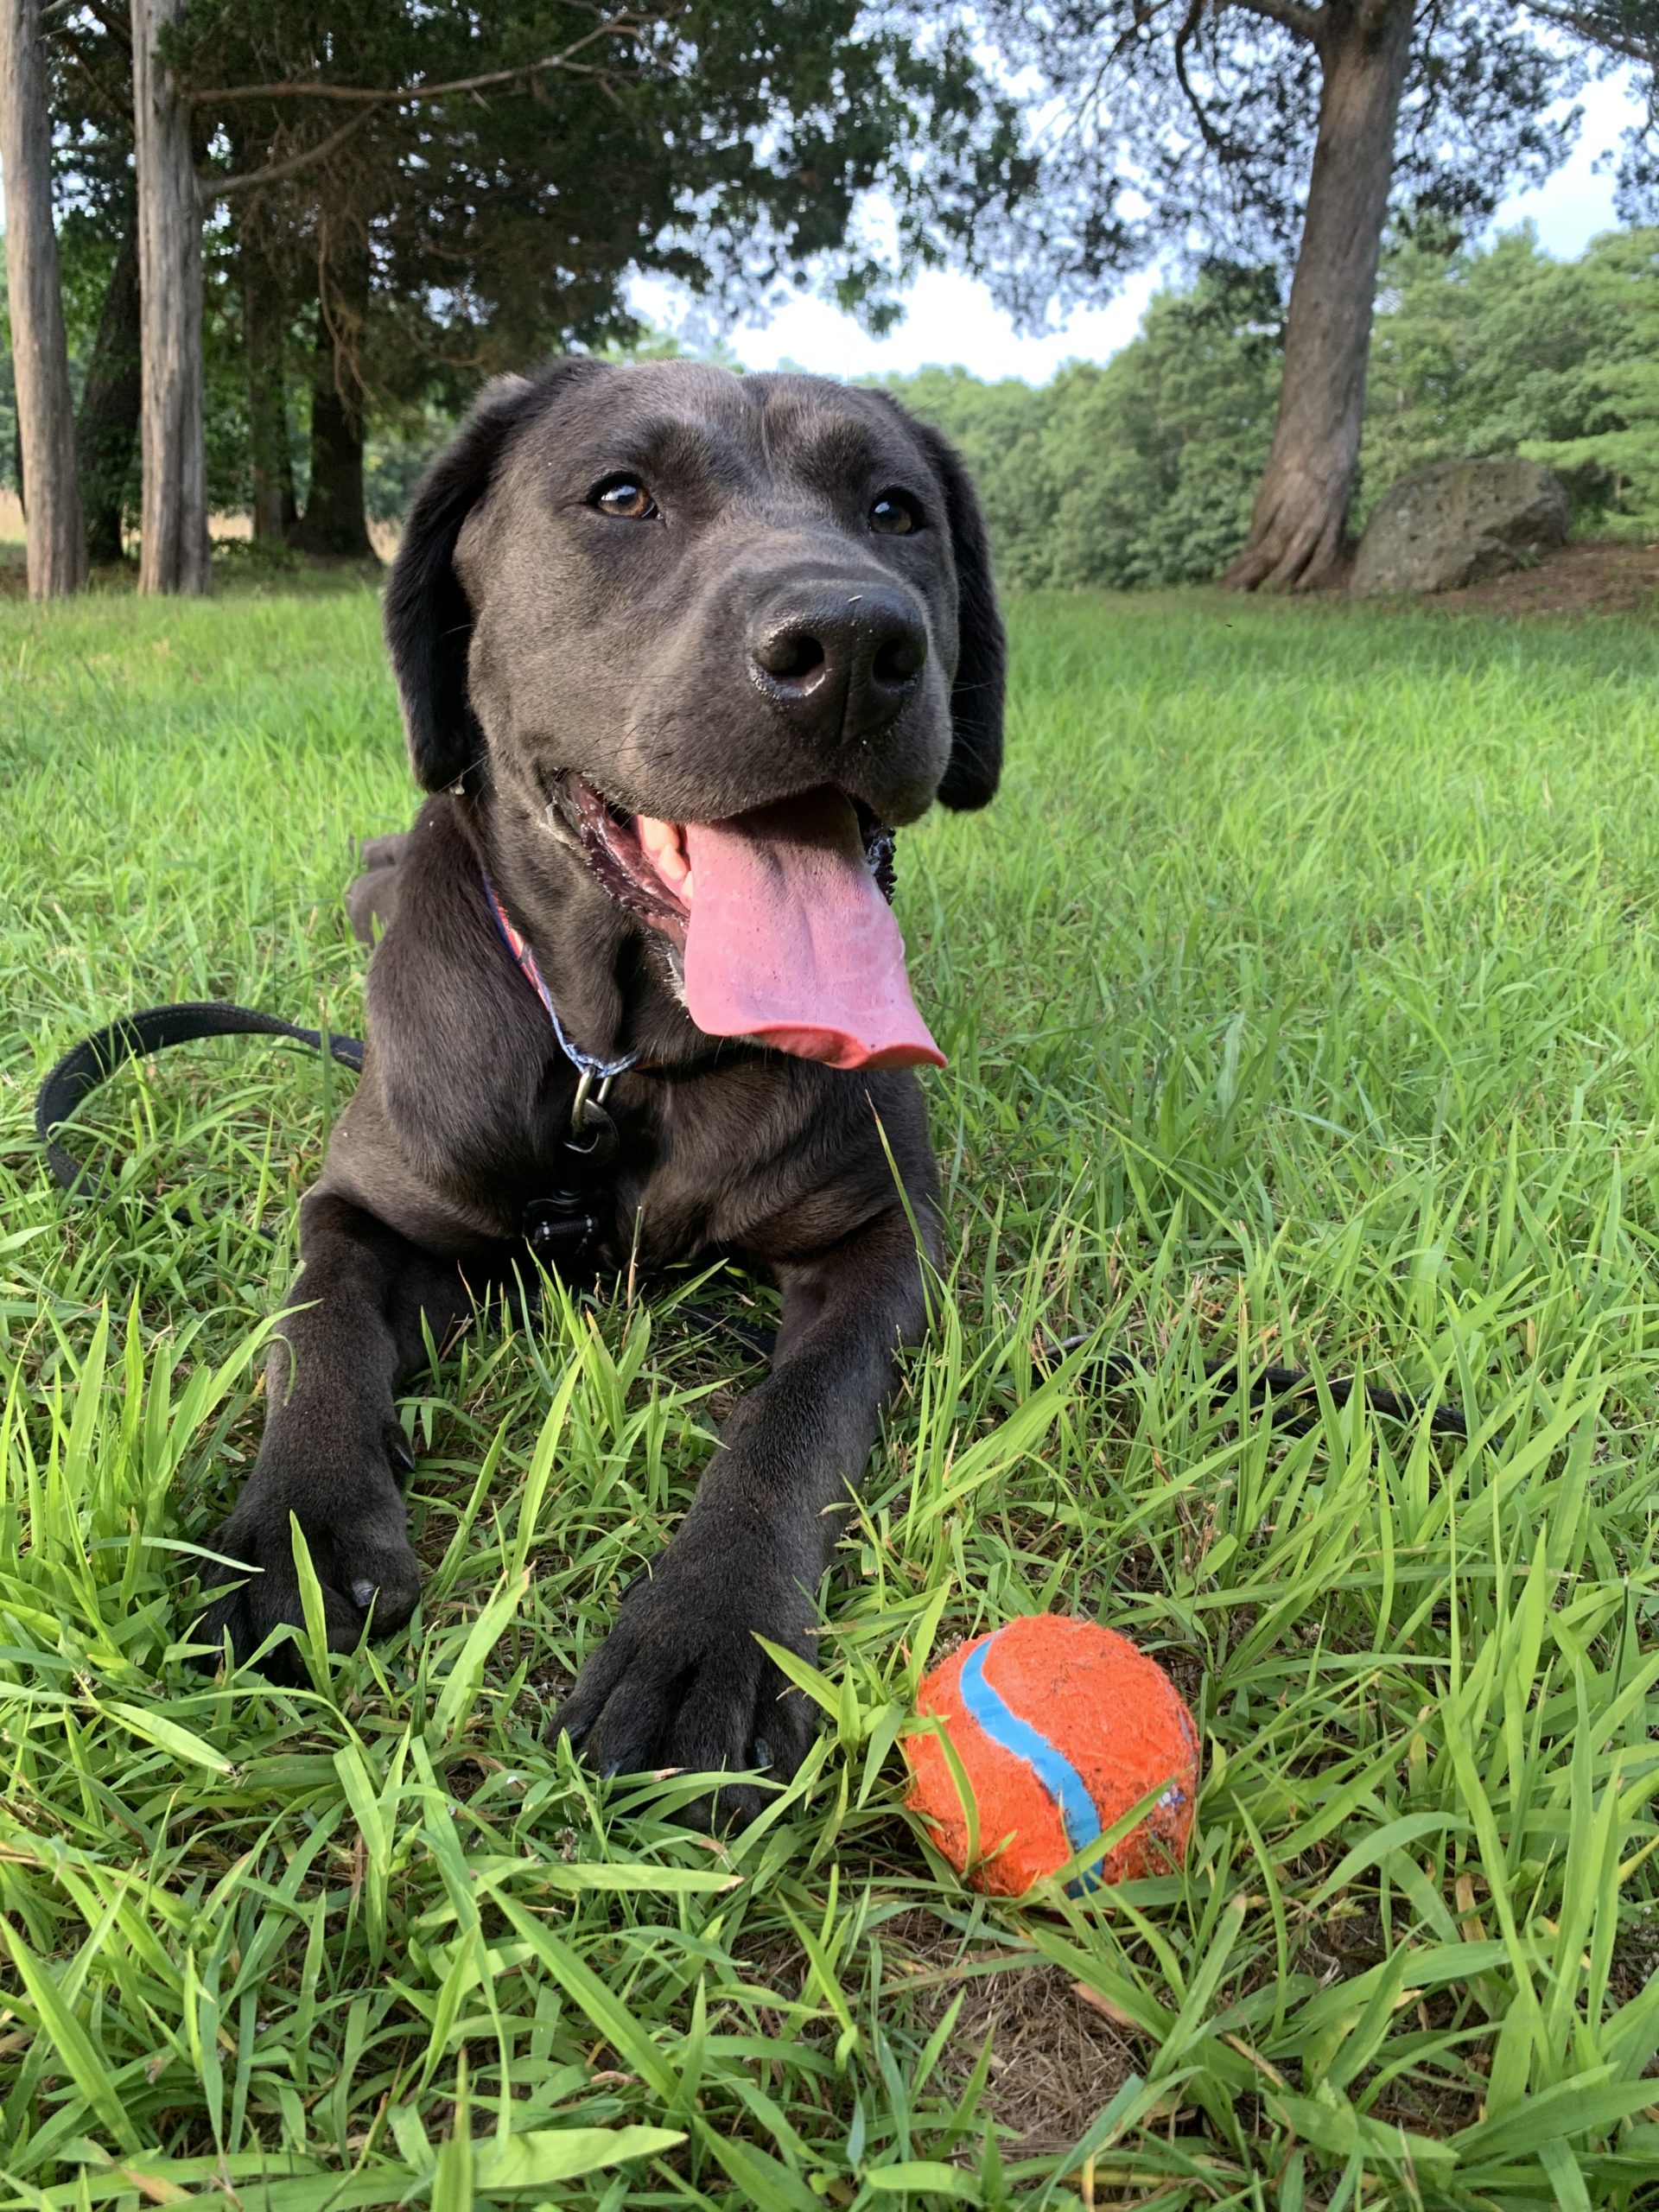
[556, 1204, 931, 1825]
[194, 1191, 471, 1680]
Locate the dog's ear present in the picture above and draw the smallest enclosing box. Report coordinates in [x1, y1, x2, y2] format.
[872, 399, 1006, 810]
[384, 363, 584, 791]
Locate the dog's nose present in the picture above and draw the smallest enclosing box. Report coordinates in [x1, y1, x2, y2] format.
[748, 587, 927, 722]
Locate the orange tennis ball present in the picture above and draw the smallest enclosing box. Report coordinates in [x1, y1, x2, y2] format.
[903, 1615, 1199, 1896]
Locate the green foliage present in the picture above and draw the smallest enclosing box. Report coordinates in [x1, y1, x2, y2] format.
[1043, 268, 1282, 590]
[161, 0, 1014, 384]
[872, 228, 1659, 593]
[26, 0, 1018, 547]
[1362, 225, 1659, 535]
[8, 586, 1659, 2203]
[1515, 230, 1659, 536]
[880, 267, 1281, 590]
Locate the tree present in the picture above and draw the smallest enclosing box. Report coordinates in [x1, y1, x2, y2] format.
[881, 226, 1659, 590]
[286, 237, 373, 559]
[1221, 1, 1414, 589]
[47, 9, 145, 563]
[153, 0, 1011, 561]
[934, 2, 1657, 591]
[29, 2, 1010, 578]
[0, 0, 86, 594]
[74, 209, 141, 563]
[1520, 229, 1659, 525]
[131, 0, 209, 593]
[236, 194, 296, 544]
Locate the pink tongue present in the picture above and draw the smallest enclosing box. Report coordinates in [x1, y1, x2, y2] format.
[682, 791, 944, 1071]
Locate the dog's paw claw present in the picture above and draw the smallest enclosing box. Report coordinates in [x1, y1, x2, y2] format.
[188, 1453, 421, 1678]
[555, 1535, 817, 1827]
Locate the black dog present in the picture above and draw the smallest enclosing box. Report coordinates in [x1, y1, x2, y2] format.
[196, 359, 1004, 1822]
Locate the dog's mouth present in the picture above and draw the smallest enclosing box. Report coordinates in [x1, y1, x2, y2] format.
[561, 778, 897, 938]
[554, 776, 942, 1071]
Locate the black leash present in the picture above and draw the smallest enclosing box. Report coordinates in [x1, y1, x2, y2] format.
[34, 1007, 1472, 1433]
[33, 997, 614, 1266]
[1043, 1336, 1468, 1440]
[34, 1002, 364, 1205]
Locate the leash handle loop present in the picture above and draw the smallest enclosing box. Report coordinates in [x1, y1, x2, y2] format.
[34, 1001, 363, 1204]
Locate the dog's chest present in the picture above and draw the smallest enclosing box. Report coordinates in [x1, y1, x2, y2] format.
[569, 1065, 847, 1268]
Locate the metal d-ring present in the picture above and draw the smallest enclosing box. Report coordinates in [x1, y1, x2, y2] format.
[569, 1065, 616, 1135]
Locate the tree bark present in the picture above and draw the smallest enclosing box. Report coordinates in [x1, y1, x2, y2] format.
[241, 207, 296, 543]
[289, 269, 374, 560]
[0, 0, 88, 595]
[131, 0, 209, 594]
[1223, 0, 1414, 593]
[77, 210, 143, 564]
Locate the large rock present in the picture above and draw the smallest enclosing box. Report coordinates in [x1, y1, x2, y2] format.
[1351, 458, 1570, 596]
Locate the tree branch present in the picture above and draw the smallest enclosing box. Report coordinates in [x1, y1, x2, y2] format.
[1228, 0, 1325, 41]
[1173, 0, 1322, 152]
[183, 11, 651, 109]
[193, 10, 660, 201]
[58, 26, 127, 118]
[1521, 2, 1659, 62]
[41, 0, 129, 41]
[1173, 0, 1230, 151]
[204, 109, 376, 200]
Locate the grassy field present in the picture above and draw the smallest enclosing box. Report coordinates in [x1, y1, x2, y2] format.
[5, 582, 1659, 2210]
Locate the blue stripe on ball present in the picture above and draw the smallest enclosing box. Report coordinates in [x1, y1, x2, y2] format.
[958, 1632, 1101, 1857]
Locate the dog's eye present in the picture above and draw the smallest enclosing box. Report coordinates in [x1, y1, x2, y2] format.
[869, 490, 921, 537]
[592, 478, 658, 520]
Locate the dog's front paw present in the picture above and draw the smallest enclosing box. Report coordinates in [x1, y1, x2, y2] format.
[192, 1420, 421, 1682]
[555, 1525, 818, 1828]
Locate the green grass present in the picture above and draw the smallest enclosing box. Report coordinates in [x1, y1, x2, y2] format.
[5, 582, 1659, 2209]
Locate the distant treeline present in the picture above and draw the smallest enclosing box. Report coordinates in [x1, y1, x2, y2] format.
[8, 225, 1655, 587]
[873, 227, 1659, 591]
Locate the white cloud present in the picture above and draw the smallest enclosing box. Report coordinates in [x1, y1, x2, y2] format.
[1494, 67, 1637, 252]
[629, 264, 1161, 385]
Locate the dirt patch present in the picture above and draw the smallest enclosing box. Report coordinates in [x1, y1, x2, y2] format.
[880, 1909, 1140, 2158]
[946, 1960, 1139, 2156]
[1422, 537, 1659, 617]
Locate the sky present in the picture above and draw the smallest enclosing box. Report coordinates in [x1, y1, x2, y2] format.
[629, 69, 1649, 386]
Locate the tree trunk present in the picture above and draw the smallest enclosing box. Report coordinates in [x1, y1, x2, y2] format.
[289, 276, 374, 560]
[0, 0, 87, 595]
[240, 204, 296, 543]
[77, 210, 143, 564]
[1223, 0, 1414, 594]
[131, 0, 209, 594]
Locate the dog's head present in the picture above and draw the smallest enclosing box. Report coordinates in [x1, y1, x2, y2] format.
[384, 358, 1004, 1068]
